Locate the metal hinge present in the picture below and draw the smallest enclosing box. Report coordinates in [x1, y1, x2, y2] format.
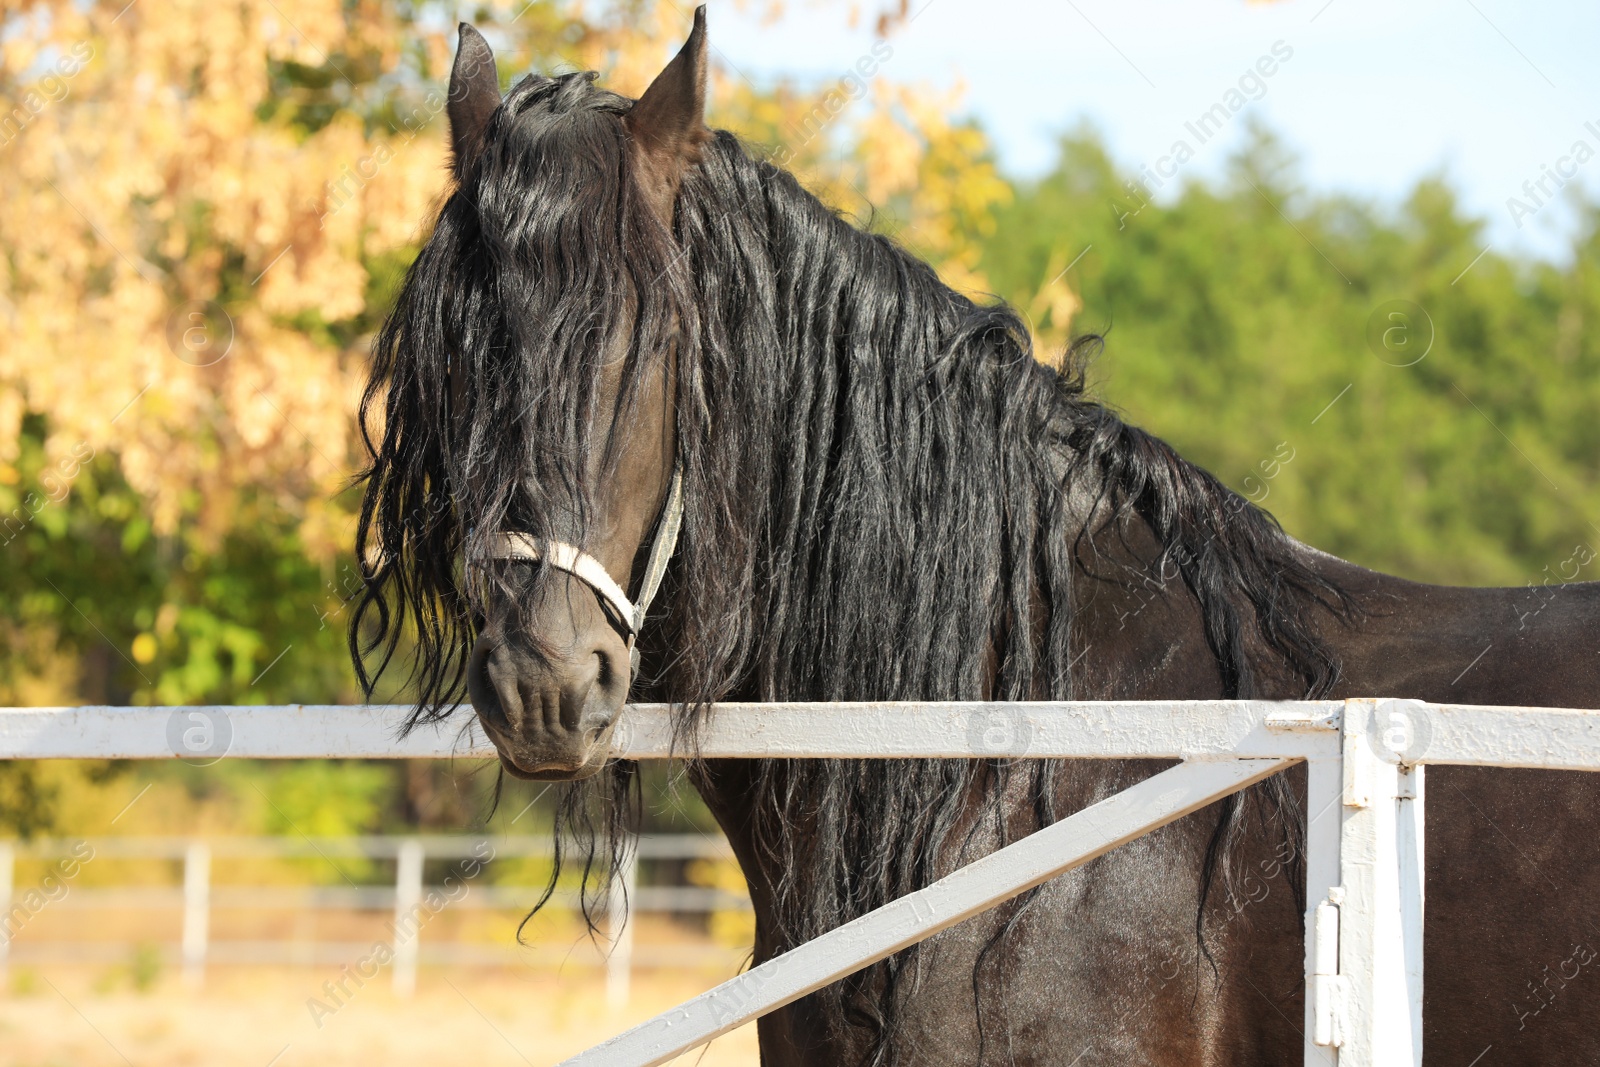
[1311, 891, 1347, 1048]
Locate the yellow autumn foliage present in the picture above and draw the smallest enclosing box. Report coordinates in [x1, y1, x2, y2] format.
[0, 0, 1015, 569]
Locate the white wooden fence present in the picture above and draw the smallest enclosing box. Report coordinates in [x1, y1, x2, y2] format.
[0, 833, 742, 1001]
[4, 698, 1600, 1067]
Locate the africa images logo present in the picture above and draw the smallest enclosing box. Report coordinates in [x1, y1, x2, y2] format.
[1366, 699, 1432, 764]
[966, 706, 1036, 759]
[165, 707, 234, 766]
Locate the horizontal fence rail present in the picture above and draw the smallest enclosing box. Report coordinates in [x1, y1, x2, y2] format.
[2, 885, 746, 911]
[3, 834, 733, 861]
[4, 699, 1599, 768]
[4, 699, 1599, 1067]
[0, 940, 742, 970]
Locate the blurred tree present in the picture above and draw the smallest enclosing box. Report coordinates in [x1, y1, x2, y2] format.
[0, 0, 997, 710]
[981, 121, 1600, 587]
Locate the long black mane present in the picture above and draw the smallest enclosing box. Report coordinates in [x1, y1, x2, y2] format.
[353, 70, 1353, 1063]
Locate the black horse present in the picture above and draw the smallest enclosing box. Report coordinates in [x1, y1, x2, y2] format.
[352, 10, 1600, 1064]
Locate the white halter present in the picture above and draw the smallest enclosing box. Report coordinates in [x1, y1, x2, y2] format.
[484, 466, 685, 675]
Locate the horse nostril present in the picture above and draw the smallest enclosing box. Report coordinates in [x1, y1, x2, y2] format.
[596, 649, 613, 692]
[469, 641, 525, 732]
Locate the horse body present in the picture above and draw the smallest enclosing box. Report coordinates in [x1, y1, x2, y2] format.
[705, 545, 1600, 1065]
[354, 11, 1600, 1064]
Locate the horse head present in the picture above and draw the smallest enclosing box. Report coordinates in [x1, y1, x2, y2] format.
[355, 13, 710, 781]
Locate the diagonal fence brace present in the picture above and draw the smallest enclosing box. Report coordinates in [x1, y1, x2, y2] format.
[558, 755, 1294, 1067]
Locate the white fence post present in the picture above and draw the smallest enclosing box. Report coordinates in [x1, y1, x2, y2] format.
[1335, 703, 1424, 1067]
[393, 838, 424, 997]
[1304, 752, 1344, 1063]
[0, 840, 13, 980]
[1396, 765, 1425, 1063]
[182, 841, 210, 986]
[606, 842, 639, 1010]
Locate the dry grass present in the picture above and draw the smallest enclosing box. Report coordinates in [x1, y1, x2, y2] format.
[0, 964, 759, 1066]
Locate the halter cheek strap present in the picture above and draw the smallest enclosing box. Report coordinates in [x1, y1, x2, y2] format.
[485, 466, 685, 675]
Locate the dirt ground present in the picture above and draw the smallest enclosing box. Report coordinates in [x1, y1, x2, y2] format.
[0, 965, 760, 1066]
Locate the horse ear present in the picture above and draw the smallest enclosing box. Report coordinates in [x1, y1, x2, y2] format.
[624, 5, 709, 217]
[449, 23, 501, 179]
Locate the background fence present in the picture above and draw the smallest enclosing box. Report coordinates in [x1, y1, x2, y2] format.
[0, 833, 748, 1005]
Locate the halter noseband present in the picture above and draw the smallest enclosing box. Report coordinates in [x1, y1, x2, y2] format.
[484, 466, 685, 676]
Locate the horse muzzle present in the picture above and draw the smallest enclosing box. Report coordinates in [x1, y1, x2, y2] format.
[467, 630, 625, 781]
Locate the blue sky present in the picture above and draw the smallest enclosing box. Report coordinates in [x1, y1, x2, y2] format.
[701, 0, 1600, 261]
